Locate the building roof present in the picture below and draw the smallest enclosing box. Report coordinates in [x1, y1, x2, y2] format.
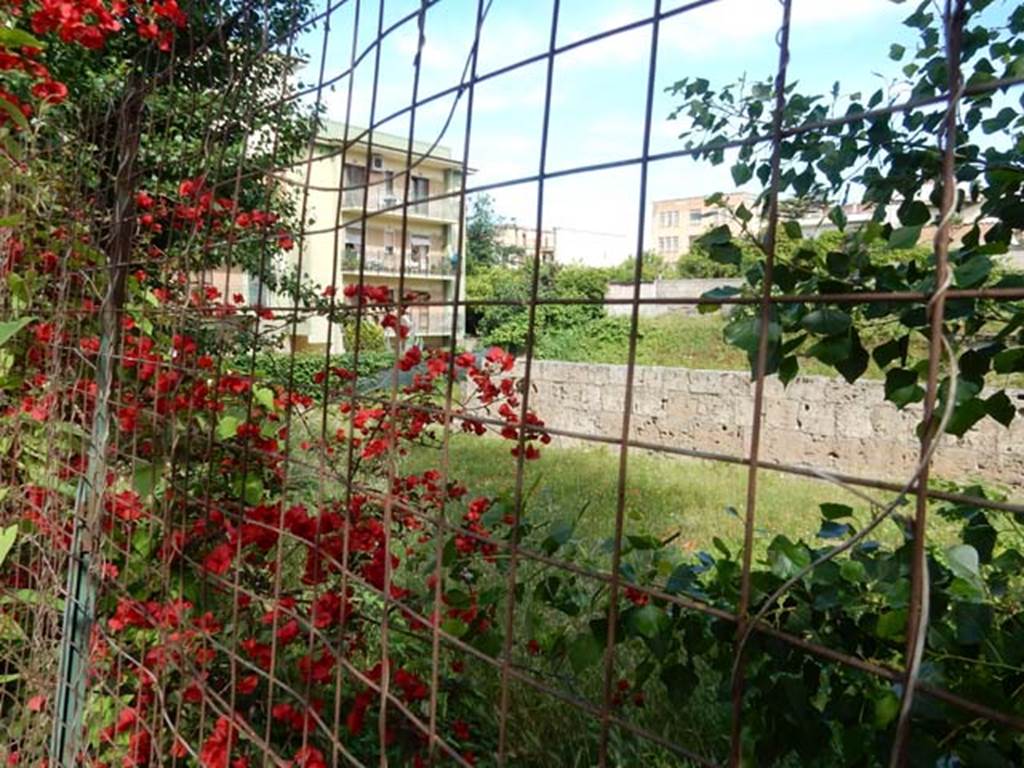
[317, 119, 459, 165]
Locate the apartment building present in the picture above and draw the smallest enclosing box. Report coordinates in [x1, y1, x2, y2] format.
[199, 122, 466, 351]
[495, 223, 556, 265]
[269, 120, 463, 352]
[650, 192, 759, 261]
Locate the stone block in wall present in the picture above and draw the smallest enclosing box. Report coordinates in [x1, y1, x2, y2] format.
[794, 401, 836, 436]
[762, 398, 803, 431]
[664, 394, 700, 426]
[600, 384, 627, 413]
[689, 370, 732, 395]
[633, 390, 667, 418]
[834, 402, 875, 439]
[786, 377, 829, 403]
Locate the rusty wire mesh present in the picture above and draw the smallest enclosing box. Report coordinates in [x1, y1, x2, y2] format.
[2, 0, 1024, 766]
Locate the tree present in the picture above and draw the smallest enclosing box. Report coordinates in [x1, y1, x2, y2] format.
[466, 193, 523, 272]
[42, 0, 317, 294]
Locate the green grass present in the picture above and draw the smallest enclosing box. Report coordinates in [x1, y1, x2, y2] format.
[402, 435, 881, 554]
[534, 313, 852, 377]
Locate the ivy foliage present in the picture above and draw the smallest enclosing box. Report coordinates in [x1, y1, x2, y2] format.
[667, 0, 1024, 439]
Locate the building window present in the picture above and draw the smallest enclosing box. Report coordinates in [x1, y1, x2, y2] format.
[344, 164, 366, 206]
[410, 234, 431, 270]
[689, 210, 703, 223]
[412, 176, 429, 211]
[657, 237, 665, 251]
[384, 228, 395, 256]
[669, 236, 679, 252]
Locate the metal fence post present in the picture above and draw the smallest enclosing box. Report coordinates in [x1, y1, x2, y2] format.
[50, 80, 143, 767]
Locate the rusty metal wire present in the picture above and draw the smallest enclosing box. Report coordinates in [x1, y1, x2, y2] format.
[3, 0, 1023, 767]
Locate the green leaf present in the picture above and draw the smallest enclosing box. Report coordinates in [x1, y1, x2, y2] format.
[800, 308, 851, 336]
[889, 225, 922, 250]
[724, 316, 780, 354]
[567, 633, 603, 673]
[888, 43, 906, 61]
[0, 317, 34, 348]
[542, 518, 575, 554]
[0, 525, 17, 568]
[945, 397, 987, 437]
[0, 97, 29, 132]
[254, 387, 276, 411]
[216, 415, 241, 441]
[731, 162, 752, 186]
[817, 521, 853, 539]
[660, 663, 697, 706]
[993, 347, 1024, 373]
[875, 609, 907, 641]
[626, 605, 667, 640]
[873, 689, 900, 728]
[899, 200, 931, 226]
[946, 544, 982, 584]
[884, 368, 924, 408]
[133, 461, 163, 497]
[984, 391, 1015, 427]
[241, 474, 264, 506]
[981, 107, 1015, 134]
[708, 242, 742, 266]
[0, 28, 45, 49]
[840, 560, 867, 583]
[767, 535, 810, 579]
[820, 503, 854, 520]
[807, 334, 851, 366]
[696, 225, 731, 247]
[953, 602, 992, 645]
[953, 255, 992, 288]
[782, 220, 802, 240]
[440, 618, 469, 638]
[873, 336, 909, 368]
[778, 355, 799, 385]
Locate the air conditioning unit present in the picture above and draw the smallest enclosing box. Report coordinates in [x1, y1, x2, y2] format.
[371, 154, 384, 170]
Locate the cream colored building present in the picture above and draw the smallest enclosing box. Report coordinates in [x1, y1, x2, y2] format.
[651, 192, 758, 261]
[286, 120, 465, 350]
[495, 223, 556, 265]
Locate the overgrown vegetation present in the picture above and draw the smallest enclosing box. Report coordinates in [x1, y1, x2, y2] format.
[2, 0, 1023, 766]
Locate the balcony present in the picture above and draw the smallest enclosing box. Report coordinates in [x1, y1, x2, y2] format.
[341, 246, 456, 278]
[406, 307, 456, 337]
[342, 187, 459, 223]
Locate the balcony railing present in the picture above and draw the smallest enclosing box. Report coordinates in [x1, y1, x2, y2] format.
[342, 187, 459, 222]
[406, 307, 456, 336]
[341, 246, 456, 277]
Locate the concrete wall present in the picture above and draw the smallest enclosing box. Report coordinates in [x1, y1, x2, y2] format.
[517, 360, 1024, 490]
[606, 278, 743, 317]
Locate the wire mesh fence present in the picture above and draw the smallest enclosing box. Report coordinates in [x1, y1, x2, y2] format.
[1, 0, 1023, 766]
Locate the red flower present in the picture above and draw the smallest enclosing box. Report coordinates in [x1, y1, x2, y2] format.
[203, 543, 234, 575]
[276, 619, 301, 645]
[30, 79, 68, 103]
[107, 490, 144, 522]
[237, 674, 259, 695]
[625, 587, 648, 607]
[27, 695, 46, 712]
[199, 716, 233, 768]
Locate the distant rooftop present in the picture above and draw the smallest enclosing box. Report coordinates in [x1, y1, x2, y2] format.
[318, 119, 454, 161]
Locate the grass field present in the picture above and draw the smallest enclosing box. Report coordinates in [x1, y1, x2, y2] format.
[534, 312, 898, 380]
[401, 435, 886, 553]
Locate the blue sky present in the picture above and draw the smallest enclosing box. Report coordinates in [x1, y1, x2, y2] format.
[292, 0, 926, 265]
